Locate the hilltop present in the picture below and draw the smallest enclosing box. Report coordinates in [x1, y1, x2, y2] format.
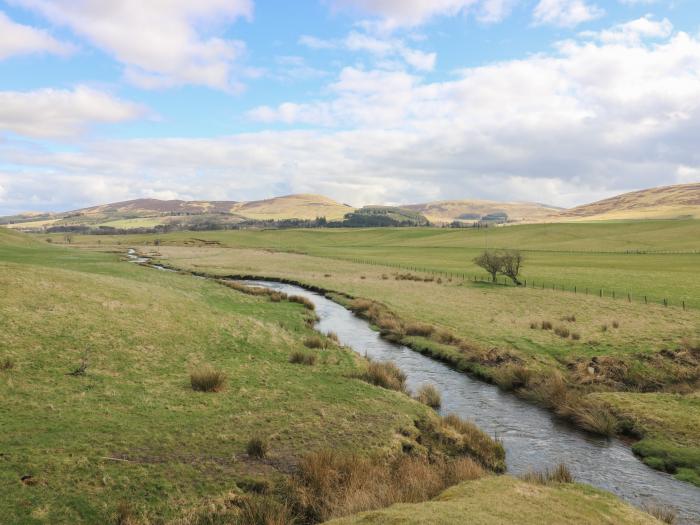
[557, 183, 700, 221]
[404, 200, 561, 224]
[2, 183, 700, 232]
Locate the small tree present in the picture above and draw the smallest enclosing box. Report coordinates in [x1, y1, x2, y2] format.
[501, 250, 525, 285]
[473, 251, 502, 282]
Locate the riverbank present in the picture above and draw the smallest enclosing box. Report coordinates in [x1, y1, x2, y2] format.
[130, 244, 700, 489]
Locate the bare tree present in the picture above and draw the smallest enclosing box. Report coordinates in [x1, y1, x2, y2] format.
[473, 251, 503, 282]
[501, 250, 525, 285]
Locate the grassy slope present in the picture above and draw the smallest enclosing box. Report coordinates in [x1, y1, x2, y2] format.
[47, 220, 700, 308]
[0, 229, 431, 523]
[327, 477, 659, 525]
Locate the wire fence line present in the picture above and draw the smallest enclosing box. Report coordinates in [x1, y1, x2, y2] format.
[312, 253, 694, 311]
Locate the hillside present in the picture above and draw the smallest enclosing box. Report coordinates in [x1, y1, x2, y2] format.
[3, 194, 353, 231]
[231, 193, 353, 220]
[557, 183, 700, 221]
[404, 199, 561, 224]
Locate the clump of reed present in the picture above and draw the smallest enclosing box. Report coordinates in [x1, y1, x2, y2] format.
[405, 322, 435, 337]
[520, 463, 574, 484]
[285, 450, 485, 523]
[437, 414, 506, 472]
[289, 295, 315, 310]
[642, 503, 677, 524]
[358, 361, 407, 392]
[190, 365, 227, 392]
[1, 357, 14, 371]
[289, 351, 317, 366]
[246, 436, 269, 459]
[415, 384, 441, 408]
[492, 364, 532, 391]
[304, 335, 327, 349]
[554, 326, 570, 338]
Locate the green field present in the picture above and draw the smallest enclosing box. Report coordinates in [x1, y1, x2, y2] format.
[1, 229, 435, 523]
[57, 220, 699, 486]
[46, 220, 700, 308]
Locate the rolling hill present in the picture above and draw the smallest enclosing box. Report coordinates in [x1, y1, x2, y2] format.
[404, 200, 562, 224]
[556, 183, 700, 221]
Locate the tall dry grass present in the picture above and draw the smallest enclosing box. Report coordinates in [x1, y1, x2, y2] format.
[520, 463, 574, 484]
[190, 365, 227, 392]
[286, 450, 485, 523]
[358, 361, 407, 392]
[415, 384, 442, 408]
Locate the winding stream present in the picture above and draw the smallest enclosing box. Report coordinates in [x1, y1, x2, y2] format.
[126, 251, 700, 523]
[245, 280, 700, 524]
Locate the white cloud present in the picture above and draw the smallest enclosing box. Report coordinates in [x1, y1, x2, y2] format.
[10, 0, 253, 91]
[3, 21, 700, 212]
[0, 11, 74, 59]
[533, 0, 604, 27]
[0, 86, 145, 138]
[579, 15, 672, 45]
[327, 0, 516, 29]
[299, 31, 436, 71]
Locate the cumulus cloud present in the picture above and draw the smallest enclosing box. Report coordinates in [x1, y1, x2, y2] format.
[327, 0, 516, 29]
[533, 0, 604, 27]
[10, 0, 252, 90]
[579, 15, 672, 45]
[0, 86, 145, 138]
[3, 19, 700, 212]
[0, 11, 74, 59]
[299, 31, 436, 71]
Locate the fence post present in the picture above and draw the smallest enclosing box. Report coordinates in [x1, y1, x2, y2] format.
[574, 286, 576, 294]
[664, 298, 667, 307]
[612, 290, 615, 299]
[682, 301, 685, 311]
[599, 289, 602, 297]
[644, 296, 647, 304]
[627, 293, 631, 303]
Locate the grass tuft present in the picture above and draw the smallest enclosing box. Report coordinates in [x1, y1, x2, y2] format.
[1, 357, 14, 371]
[520, 463, 574, 484]
[554, 326, 570, 338]
[541, 320, 553, 330]
[289, 351, 317, 366]
[642, 503, 678, 524]
[190, 365, 227, 393]
[304, 335, 327, 349]
[358, 361, 407, 392]
[415, 384, 441, 409]
[246, 436, 269, 459]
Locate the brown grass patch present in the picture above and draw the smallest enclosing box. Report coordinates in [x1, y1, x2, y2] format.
[415, 384, 441, 409]
[289, 295, 315, 310]
[190, 365, 227, 393]
[1, 357, 14, 371]
[642, 503, 677, 524]
[520, 463, 574, 485]
[405, 322, 435, 337]
[246, 436, 269, 459]
[289, 351, 317, 366]
[358, 361, 407, 392]
[285, 450, 485, 523]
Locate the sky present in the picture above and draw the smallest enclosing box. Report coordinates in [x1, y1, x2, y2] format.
[0, 0, 699, 214]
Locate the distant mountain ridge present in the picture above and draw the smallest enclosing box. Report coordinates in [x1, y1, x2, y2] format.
[2, 183, 699, 231]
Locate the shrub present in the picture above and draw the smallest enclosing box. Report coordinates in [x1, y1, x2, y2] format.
[359, 361, 406, 392]
[289, 351, 317, 366]
[304, 335, 326, 349]
[521, 463, 574, 484]
[246, 436, 269, 459]
[554, 326, 570, 338]
[415, 384, 441, 408]
[1, 357, 14, 371]
[541, 320, 553, 330]
[190, 365, 227, 392]
[612, 320, 620, 328]
[642, 503, 677, 524]
[289, 295, 315, 310]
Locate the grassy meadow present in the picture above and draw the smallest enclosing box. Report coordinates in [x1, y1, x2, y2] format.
[1, 229, 438, 523]
[53, 220, 700, 486]
[49, 219, 700, 308]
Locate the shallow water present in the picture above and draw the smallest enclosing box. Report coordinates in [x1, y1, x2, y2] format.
[243, 280, 700, 524]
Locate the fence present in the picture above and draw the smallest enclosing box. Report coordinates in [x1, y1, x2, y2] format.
[319, 254, 694, 311]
